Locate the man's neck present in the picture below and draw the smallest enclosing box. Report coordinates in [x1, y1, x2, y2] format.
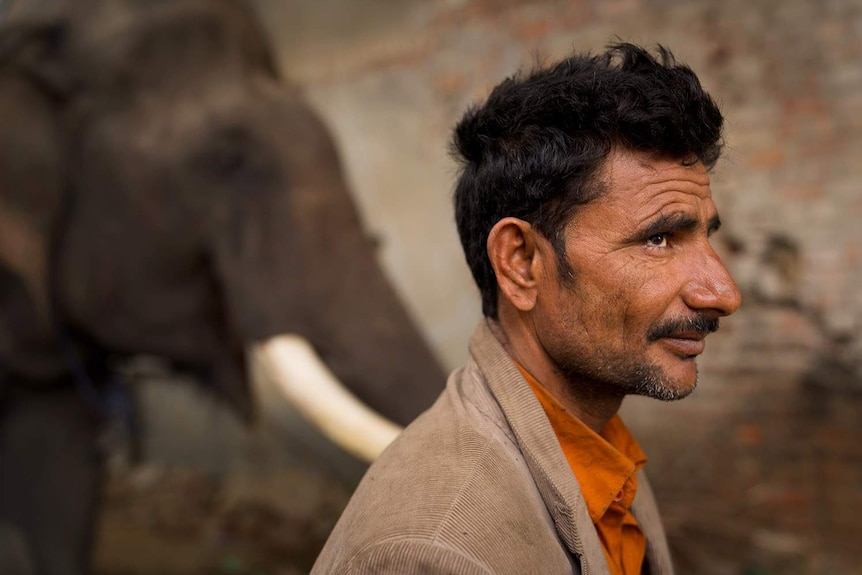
[487, 315, 624, 433]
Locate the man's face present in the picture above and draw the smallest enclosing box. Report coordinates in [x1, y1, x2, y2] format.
[533, 148, 742, 401]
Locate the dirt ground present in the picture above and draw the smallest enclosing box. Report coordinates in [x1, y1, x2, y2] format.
[93, 465, 352, 575]
[88, 374, 360, 575]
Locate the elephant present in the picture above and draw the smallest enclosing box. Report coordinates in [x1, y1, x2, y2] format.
[0, 1, 446, 573]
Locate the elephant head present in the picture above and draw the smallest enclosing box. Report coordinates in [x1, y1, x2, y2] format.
[0, 0, 446, 456]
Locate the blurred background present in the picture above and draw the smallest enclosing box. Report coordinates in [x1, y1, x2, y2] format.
[2, 0, 861, 574]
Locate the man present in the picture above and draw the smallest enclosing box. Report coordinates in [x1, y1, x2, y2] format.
[312, 43, 742, 575]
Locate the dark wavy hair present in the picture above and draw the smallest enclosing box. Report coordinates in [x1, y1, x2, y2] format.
[452, 43, 724, 318]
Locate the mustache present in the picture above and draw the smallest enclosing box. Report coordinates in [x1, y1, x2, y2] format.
[648, 314, 720, 341]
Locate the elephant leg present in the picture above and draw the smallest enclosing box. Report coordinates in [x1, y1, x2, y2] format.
[0, 519, 34, 575]
[0, 386, 104, 575]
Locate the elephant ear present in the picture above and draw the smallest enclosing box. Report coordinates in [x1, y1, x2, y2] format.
[0, 23, 69, 380]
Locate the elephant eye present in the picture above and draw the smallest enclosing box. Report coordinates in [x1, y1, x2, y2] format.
[201, 127, 252, 178]
[194, 126, 275, 188]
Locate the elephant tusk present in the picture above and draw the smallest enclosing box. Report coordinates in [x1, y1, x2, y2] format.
[251, 334, 403, 463]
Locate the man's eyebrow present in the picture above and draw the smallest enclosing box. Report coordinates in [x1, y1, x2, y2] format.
[707, 214, 722, 235]
[636, 212, 700, 239]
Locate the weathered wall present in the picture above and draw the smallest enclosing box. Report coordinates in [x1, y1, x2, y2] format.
[251, 1, 862, 574]
[254, 0, 862, 372]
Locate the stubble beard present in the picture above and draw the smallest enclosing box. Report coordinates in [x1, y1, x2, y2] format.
[625, 359, 698, 401]
[552, 313, 718, 402]
[556, 349, 698, 402]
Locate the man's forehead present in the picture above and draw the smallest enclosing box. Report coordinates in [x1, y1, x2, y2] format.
[593, 149, 713, 212]
[599, 149, 711, 189]
[563, 149, 719, 234]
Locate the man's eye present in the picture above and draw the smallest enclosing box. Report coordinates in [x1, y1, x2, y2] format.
[647, 234, 667, 247]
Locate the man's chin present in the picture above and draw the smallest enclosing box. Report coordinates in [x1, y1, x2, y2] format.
[631, 359, 699, 401]
[640, 381, 697, 402]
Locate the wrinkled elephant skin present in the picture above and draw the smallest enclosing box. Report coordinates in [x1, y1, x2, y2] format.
[0, 1, 446, 574]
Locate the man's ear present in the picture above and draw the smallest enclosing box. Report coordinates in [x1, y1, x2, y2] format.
[487, 217, 544, 312]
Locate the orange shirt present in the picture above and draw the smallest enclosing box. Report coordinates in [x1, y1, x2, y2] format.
[516, 363, 647, 575]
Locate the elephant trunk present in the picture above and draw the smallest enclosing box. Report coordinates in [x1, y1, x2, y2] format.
[207, 96, 447, 428]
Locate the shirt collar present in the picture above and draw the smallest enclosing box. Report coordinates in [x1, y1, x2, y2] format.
[515, 362, 647, 523]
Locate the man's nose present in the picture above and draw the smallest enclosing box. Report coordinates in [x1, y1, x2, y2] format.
[681, 247, 742, 316]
